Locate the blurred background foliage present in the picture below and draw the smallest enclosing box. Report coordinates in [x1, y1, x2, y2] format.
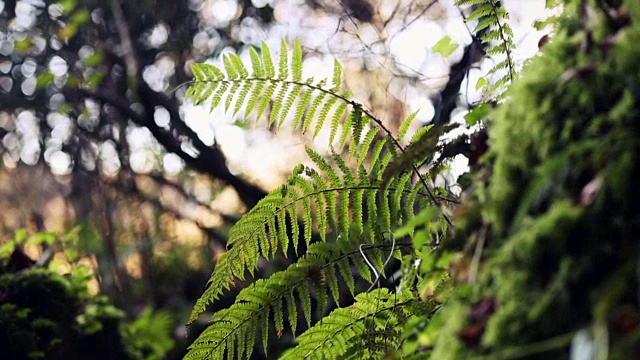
[0, 0, 549, 358]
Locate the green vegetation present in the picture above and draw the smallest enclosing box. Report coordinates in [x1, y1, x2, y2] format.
[185, 0, 640, 358]
[1, 0, 638, 358]
[0, 231, 174, 360]
[184, 37, 456, 359]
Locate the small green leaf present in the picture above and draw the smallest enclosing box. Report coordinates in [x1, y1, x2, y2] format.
[475, 77, 488, 91]
[70, 9, 90, 25]
[83, 51, 104, 67]
[86, 72, 105, 89]
[57, 0, 77, 14]
[14, 38, 32, 53]
[432, 36, 459, 58]
[36, 72, 55, 90]
[232, 119, 249, 129]
[464, 103, 491, 126]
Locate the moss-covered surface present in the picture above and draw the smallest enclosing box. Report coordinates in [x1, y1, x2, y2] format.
[431, 0, 640, 358]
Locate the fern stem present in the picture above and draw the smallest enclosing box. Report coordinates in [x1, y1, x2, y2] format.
[361, 232, 396, 292]
[489, 1, 515, 82]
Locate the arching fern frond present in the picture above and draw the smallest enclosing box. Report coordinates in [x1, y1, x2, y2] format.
[457, 0, 516, 98]
[185, 38, 457, 360]
[185, 39, 363, 152]
[188, 142, 435, 325]
[279, 288, 417, 360]
[185, 237, 408, 360]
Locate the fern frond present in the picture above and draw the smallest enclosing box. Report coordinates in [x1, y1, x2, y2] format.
[397, 111, 418, 143]
[185, 239, 405, 359]
[457, 0, 516, 98]
[185, 39, 365, 153]
[279, 288, 416, 360]
[188, 138, 436, 324]
[186, 38, 457, 360]
[249, 47, 264, 78]
[188, 147, 376, 321]
[314, 94, 340, 139]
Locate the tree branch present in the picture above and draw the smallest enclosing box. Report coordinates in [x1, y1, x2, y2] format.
[65, 87, 267, 208]
[107, 0, 139, 87]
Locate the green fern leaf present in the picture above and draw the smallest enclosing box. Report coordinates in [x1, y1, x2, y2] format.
[261, 307, 270, 356]
[301, 194, 312, 247]
[280, 289, 416, 360]
[210, 82, 229, 112]
[285, 291, 297, 335]
[393, 172, 413, 225]
[366, 188, 379, 246]
[304, 167, 328, 242]
[297, 275, 312, 327]
[351, 104, 364, 146]
[261, 41, 275, 78]
[338, 106, 353, 151]
[292, 38, 303, 82]
[249, 46, 264, 78]
[337, 257, 354, 295]
[356, 127, 380, 168]
[398, 111, 418, 142]
[465, 3, 493, 22]
[278, 84, 302, 128]
[223, 55, 239, 80]
[352, 255, 373, 284]
[313, 96, 340, 138]
[255, 82, 278, 120]
[276, 204, 290, 256]
[307, 147, 340, 232]
[185, 38, 443, 360]
[292, 88, 313, 131]
[230, 53, 249, 78]
[330, 59, 342, 92]
[329, 101, 349, 146]
[244, 80, 265, 119]
[278, 39, 289, 80]
[324, 265, 340, 303]
[334, 154, 356, 238]
[273, 297, 284, 337]
[268, 85, 285, 127]
[196, 82, 219, 106]
[303, 92, 327, 134]
[225, 81, 241, 111]
[233, 82, 252, 116]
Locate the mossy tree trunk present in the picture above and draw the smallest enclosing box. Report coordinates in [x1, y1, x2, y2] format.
[432, 1, 640, 359]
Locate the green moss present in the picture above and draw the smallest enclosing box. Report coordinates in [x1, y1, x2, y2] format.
[431, 0, 640, 358]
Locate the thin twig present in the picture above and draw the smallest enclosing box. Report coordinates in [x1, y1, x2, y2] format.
[360, 231, 397, 292]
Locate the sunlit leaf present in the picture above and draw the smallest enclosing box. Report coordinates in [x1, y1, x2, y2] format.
[475, 77, 488, 91]
[432, 36, 459, 58]
[464, 103, 491, 126]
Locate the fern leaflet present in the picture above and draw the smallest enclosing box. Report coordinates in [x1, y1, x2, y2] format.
[457, 0, 517, 98]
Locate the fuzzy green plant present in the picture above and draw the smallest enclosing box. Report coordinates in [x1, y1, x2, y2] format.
[430, 0, 640, 359]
